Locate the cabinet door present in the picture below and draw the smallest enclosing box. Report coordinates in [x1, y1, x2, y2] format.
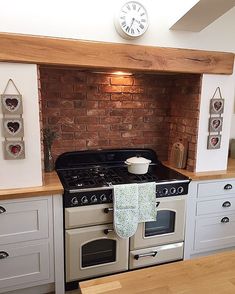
[197, 197, 235, 216]
[0, 198, 49, 245]
[194, 213, 235, 250]
[0, 241, 50, 290]
[197, 180, 235, 198]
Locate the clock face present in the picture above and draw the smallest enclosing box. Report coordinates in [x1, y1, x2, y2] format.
[116, 1, 148, 39]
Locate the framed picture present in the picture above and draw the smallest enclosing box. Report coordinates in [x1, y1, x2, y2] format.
[208, 117, 223, 133]
[1, 94, 23, 115]
[210, 98, 224, 115]
[207, 135, 221, 150]
[3, 141, 25, 160]
[2, 118, 24, 138]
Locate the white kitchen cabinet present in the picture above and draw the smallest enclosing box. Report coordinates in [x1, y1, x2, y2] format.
[0, 196, 56, 294]
[184, 179, 235, 259]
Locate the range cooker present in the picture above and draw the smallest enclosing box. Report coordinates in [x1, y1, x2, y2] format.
[55, 148, 191, 291]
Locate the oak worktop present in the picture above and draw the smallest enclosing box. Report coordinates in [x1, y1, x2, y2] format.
[1, 159, 235, 200]
[80, 250, 235, 294]
[0, 172, 63, 200]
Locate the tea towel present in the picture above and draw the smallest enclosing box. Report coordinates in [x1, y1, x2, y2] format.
[138, 182, 157, 222]
[113, 183, 138, 238]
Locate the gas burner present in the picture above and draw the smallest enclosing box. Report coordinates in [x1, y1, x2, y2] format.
[56, 148, 191, 207]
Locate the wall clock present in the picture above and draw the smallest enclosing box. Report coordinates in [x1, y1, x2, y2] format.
[114, 1, 149, 39]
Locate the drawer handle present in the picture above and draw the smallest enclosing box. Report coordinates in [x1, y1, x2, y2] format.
[0, 206, 6, 214]
[156, 202, 160, 207]
[221, 217, 230, 223]
[134, 251, 158, 260]
[104, 207, 113, 214]
[0, 251, 9, 259]
[103, 228, 114, 235]
[222, 201, 231, 208]
[224, 184, 233, 190]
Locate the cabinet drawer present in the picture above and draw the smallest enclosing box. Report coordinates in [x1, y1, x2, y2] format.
[0, 241, 50, 290]
[65, 204, 113, 229]
[197, 197, 235, 216]
[194, 214, 235, 250]
[0, 198, 50, 244]
[197, 180, 235, 198]
[129, 242, 183, 270]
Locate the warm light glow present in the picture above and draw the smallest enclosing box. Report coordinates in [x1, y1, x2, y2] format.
[112, 71, 133, 76]
[93, 70, 133, 76]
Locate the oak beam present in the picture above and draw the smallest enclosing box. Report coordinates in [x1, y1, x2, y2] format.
[0, 33, 233, 74]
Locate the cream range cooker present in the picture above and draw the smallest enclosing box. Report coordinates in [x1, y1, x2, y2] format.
[55, 149, 190, 291]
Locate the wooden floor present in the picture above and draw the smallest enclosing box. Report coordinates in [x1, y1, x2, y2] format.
[80, 250, 235, 294]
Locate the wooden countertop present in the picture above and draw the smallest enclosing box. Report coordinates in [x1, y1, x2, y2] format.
[165, 158, 235, 181]
[0, 172, 63, 200]
[80, 250, 235, 294]
[1, 159, 235, 200]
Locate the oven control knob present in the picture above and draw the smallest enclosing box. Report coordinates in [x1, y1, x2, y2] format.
[162, 188, 168, 195]
[177, 186, 184, 194]
[81, 196, 88, 204]
[170, 187, 176, 195]
[71, 197, 79, 206]
[100, 194, 107, 202]
[91, 195, 98, 203]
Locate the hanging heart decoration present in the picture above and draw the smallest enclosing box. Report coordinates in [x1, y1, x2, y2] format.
[211, 119, 221, 130]
[4, 119, 22, 136]
[6, 142, 24, 158]
[210, 136, 219, 147]
[2, 95, 21, 113]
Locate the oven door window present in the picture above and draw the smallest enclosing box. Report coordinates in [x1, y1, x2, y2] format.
[144, 210, 175, 237]
[82, 239, 116, 268]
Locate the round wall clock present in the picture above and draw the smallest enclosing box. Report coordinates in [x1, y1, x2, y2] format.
[114, 1, 149, 39]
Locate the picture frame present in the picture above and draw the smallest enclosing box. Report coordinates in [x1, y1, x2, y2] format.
[3, 141, 25, 160]
[2, 118, 24, 138]
[210, 98, 224, 115]
[208, 117, 223, 133]
[207, 135, 221, 150]
[1, 94, 23, 115]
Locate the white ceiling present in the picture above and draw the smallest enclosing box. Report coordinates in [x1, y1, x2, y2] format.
[170, 0, 235, 32]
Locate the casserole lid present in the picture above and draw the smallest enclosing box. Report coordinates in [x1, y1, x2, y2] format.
[126, 156, 151, 164]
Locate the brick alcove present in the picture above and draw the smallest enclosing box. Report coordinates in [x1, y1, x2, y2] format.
[39, 67, 201, 171]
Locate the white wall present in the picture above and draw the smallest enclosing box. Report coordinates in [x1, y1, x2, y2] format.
[0, 0, 234, 52]
[0, 0, 235, 173]
[0, 63, 42, 189]
[196, 72, 235, 172]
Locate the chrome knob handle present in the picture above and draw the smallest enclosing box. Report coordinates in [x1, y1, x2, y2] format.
[224, 184, 232, 190]
[103, 228, 114, 235]
[134, 251, 157, 260]
[170, 187, 176, 194]
[177, 186, 184, 194]
[71, 197, 78, 206]
[0, 206, 6, 214]
[91, 195, 98, 203]
[0, 251, 9, 259]
[81, 196, 88, 204]
[162, 188, 168, 195]
[100, 194, 107, 202]
[221, 217, 230, 223]
[104, 207, 114, 213]
[222, 201, 231, 208]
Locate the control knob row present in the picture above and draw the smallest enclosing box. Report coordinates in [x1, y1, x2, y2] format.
[162, 186, 184, 196]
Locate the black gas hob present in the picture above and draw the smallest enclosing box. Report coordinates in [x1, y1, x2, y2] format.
[55, 148, 191, 207]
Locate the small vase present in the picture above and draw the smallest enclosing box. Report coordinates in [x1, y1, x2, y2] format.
[44, 144, 54, 172]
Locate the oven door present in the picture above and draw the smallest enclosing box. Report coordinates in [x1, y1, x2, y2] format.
[65, 224, 129, 282]
[130, 197, 185, 250]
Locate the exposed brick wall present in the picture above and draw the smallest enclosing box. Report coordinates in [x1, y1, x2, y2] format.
[39, 67, 201, 171]
[168, 74, 202, 171]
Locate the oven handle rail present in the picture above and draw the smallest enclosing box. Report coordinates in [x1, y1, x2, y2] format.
[134, 251, 158, 260]
[104, 202, 160, 214]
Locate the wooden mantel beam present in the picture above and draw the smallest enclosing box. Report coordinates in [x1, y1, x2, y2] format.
[0, 33, 234, 74]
